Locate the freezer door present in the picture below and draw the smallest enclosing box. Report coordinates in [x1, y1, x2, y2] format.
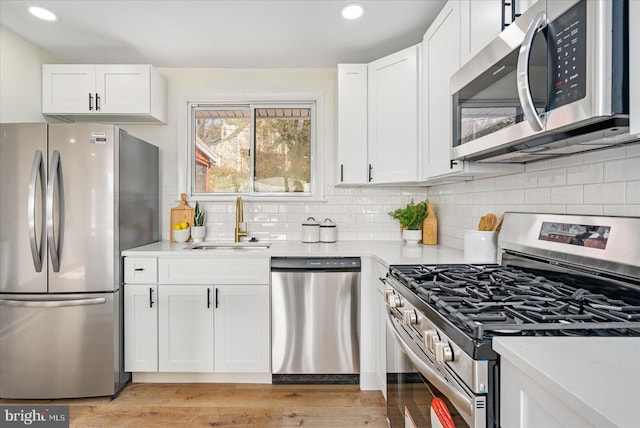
[0, 123, 48, 293]
[0, 292, 120, 399]
[47, 124, 117, 293]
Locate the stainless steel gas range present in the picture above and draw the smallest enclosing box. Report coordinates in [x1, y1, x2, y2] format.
[383, 212, 640, 428]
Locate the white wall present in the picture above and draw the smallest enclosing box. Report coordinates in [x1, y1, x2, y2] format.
[0, 26, 61, 123]
[428, 144, 640, 250]
[123, 68, 427, 241]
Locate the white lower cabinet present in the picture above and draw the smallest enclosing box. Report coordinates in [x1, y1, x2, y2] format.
[158, 285, 214, 372]
[124, 256, 270, 377]
[124, 284, 158, 372]
[214, 285, 270, 373]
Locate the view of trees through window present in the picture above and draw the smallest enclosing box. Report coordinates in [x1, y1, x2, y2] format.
[193, 104, 312, 195]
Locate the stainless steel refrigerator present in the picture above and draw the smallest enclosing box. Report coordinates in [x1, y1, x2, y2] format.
[0, 123, 159, 399]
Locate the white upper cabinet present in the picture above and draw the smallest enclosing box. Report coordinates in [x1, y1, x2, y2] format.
[420, 0, 523, 182]
[460, 0, 539, 66]
[337, 64, 369, 185]
[421, 1, 463, 180]
[460, 0, 503, 66]
[42, 64, 167, 123]
[367, 45, 419, 184]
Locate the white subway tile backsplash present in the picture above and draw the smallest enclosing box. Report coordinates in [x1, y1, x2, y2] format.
[603, 205, 640, 217]
[604, 158, 640, 182]
[566, 205, 603, 215]
[583, 182, 625, 204]
[179, 150, 639, 245]
[566, 163, 603, 185]
[626, 143, 640, 157]
[537, 168, 567, 187]
[525, 160, 552, 172]
[550, 185, 583, 204]
[627, 182, 640, 203]
[583, 146, 626, 163]
[525, 188, 551, 204]
[514, 171, 538, 188]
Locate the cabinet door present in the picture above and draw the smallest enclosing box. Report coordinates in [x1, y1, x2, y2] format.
[158, 285, 214, 372]
[421, 2, 463, 180]
[337, 64, 368, 185]
[42, 64, 95, 114]
[460, 0, 502, 66]
[124, 284, 158, 372]
[95, 65, 151, 114]
[214, 285, 270, 373]
[368, 45, 419, 183]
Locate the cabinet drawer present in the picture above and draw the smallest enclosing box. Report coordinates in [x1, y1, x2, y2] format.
[124, 257, 158, 284]
[159, 258, 269, 284]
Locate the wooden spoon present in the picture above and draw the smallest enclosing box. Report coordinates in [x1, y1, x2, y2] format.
[493, 213, 505, 231]
[484, 213, 497, 231]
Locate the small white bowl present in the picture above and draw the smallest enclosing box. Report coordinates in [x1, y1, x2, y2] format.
[173, 227, 190, 242]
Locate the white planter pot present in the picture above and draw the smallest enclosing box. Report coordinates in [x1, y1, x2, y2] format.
[402, 229, 422, 245]
[191, 226, 206, 242]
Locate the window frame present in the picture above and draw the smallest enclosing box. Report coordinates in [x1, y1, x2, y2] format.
[185, 96, 322, 201]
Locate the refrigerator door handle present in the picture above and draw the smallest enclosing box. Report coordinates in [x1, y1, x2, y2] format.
[47, 150, 65, 272]
[0, 297, 107, 308]
[28, 150, 46, 272]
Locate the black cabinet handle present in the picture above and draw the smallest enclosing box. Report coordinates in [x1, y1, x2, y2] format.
[149, 288, 154, 308]
[368, 164, 373, 182]
[207, 288, 212, 308]
[134, 267, 145, 271]
[89, 93, 93, 111]
[95, 93, 100, 111]
[340, 164, 344, 182]
[215, 288, 219, 308]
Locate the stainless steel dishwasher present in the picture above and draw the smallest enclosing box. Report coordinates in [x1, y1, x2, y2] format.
[271, 257, 360, 383]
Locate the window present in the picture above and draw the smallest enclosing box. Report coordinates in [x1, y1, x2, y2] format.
[190, 102, 314, 196]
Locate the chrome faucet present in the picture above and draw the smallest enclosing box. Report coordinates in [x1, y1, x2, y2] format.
[235, 196, 247, 242]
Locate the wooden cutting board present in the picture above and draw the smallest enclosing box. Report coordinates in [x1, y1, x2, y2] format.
[170, 193, 194, 242]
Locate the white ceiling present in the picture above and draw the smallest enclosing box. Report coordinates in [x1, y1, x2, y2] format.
[0, 0, 447, 68]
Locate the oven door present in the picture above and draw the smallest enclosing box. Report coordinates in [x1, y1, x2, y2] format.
[385, 307, 474, 428]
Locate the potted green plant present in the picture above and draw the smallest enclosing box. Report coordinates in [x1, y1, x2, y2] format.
[191, 201, 207, 242]
[388, 199, 428, 244]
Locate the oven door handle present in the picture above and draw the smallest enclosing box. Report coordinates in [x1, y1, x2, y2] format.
[385, 307, 475, 422]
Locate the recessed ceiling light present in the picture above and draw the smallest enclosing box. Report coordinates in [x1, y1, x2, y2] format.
[28, 6, 57, 21]
[341, 3, 364, 20]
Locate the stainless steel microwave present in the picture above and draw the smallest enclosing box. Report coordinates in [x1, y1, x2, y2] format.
[451, 0, 635, 163]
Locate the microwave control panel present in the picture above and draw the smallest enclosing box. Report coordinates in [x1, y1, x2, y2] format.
[547, 0, 587, 110]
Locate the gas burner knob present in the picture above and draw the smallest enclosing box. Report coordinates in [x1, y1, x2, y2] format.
[434, 342, 454, 363]
[383, 289, 394, 301]
[402, 309, 417, 325]
[386, 293, 402, 308]
[423, 329, 440, 350]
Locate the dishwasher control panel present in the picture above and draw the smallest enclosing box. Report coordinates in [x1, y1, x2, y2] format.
[271, 257, 361, 270]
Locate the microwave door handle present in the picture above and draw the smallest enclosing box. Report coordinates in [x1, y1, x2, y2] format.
[517, 10, 548, 132]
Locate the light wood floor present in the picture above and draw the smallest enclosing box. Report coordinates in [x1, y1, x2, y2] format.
[1, 383, 388, 427]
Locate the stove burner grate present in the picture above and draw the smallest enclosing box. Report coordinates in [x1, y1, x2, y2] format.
[390, 264, 640, 340]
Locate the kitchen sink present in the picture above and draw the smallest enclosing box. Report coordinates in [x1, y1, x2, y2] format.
[187, 242, 272, 251]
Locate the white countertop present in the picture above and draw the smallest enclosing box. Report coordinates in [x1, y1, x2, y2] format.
[122, 239, 468, 265]
[493, 337, 640, 428]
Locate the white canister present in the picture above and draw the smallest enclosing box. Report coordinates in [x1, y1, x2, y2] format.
[464, 230, 499, 263]
[302, 217, 320, 243]
[320, 218, 337, 243]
